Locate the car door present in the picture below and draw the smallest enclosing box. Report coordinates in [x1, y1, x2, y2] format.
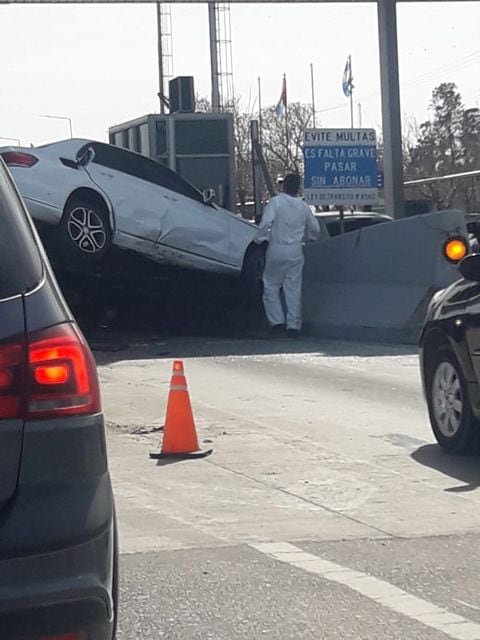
[460, 283, 480, 382]
[82, 143, 169, 258]
[145, 162, 231, 269]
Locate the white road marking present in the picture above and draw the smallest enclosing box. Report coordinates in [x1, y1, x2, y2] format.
[251, 542, 480, 640]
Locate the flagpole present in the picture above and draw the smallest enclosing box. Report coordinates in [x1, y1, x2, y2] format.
[349, 55, 354, 128]
[258, 76, 263, 144]
[310, 63, 316, 128]
[284, 73, 290, 169]
[348, 56, 354, 129]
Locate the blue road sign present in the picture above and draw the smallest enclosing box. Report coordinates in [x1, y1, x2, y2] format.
[303, 129, 379, 207]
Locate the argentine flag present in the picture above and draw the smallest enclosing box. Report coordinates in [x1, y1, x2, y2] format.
[342, 56, 353, 98]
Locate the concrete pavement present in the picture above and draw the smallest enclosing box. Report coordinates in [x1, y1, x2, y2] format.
[98, 337, 480, 639]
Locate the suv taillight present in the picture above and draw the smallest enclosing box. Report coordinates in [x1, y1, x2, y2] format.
[1, 151, 38, 168]
[0, 324, 100, 420]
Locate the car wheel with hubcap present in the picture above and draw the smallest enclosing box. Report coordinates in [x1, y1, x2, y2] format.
[53, 199, 112, 264]
[427, 346, 480, 453]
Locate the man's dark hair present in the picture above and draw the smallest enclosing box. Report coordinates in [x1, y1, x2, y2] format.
[283, 173, 301, 196]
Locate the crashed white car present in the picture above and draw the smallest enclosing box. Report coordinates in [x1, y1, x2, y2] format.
[0, 139, 262, 280]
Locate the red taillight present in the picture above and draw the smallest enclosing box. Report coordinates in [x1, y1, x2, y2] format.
[28, 324, 101, 418]
[1, 150, 38, 168]
[34, 364, 70, 385]
[0, 324, 101, 421]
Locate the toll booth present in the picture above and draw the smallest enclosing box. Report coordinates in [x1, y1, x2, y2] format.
[108, 112, 236, 211]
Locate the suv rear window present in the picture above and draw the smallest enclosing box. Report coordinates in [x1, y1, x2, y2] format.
[0, 163, 43, 299]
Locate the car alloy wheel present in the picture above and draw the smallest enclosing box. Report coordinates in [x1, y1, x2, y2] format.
[432, 361, 463, 438]
[67, 206, 107, 254]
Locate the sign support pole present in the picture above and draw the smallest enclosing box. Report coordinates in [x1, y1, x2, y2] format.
[377, 0, 405, 218]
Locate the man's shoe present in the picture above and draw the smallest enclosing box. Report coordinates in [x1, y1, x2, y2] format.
[271, 324, 286, 337]
[287, 329, 300, 339]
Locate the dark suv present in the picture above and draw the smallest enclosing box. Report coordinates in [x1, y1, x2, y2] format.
[0, 158, 117, 639]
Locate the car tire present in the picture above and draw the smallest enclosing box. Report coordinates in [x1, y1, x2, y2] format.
[54, 199, 112, 264]
[426, 346, 480, 453]
[241, 243, 266, 300]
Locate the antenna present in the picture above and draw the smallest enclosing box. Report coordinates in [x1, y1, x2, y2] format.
[156, 2, 174, 113]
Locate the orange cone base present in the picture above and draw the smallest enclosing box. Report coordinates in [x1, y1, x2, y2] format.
[150, 448, 213, 460]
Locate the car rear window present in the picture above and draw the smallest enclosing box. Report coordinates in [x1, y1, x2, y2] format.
[0, 163, 43, 299]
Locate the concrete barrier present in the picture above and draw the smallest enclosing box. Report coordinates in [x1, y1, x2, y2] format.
[302, 209, 468, 344]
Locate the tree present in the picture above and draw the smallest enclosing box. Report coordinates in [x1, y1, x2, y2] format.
[260, 102, 313, 178]
[404, 83, 480, 210]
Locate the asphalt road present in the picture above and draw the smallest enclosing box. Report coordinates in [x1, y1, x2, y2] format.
[98, 336, 480, 639]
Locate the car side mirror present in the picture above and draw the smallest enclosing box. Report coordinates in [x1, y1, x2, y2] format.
[76, 147, 95, 168]
[459, 254, 480, 282]
[203, 188, 216, 205]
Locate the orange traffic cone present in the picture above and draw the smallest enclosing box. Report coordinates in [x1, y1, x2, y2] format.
[150, 360, 212, 460]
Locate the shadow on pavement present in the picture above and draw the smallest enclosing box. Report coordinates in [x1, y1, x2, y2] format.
[411, 444, 480, 493]
[92, 334, 417, 366]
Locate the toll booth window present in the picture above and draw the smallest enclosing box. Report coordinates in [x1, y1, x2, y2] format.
[175, 120, 229, 155]
[156, 121, 167, 157]
[112, 132, 123, 148]
[139, 124, 149, 156]
[127, 127, 140, 153]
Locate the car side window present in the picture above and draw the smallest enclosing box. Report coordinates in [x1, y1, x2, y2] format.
[142, 159, 204, 205]
[88, 143, 205, 206]
[90, 143, 134, 174]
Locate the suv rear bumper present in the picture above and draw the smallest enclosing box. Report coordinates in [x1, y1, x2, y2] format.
[0, 525, 115, 640]
[0, 414, 116, 640]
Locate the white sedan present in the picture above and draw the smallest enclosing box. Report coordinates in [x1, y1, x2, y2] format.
[0, 139, 262, 280]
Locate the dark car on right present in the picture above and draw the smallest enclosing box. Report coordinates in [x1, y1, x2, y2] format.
[420, 252, 480, 453]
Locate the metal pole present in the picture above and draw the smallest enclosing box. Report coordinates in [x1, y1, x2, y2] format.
[156, 2, 165, 114]
[357, 102, 362, 128]
[349, 56, 354, 128]
[251, 120, 263, 224]
[377, 0, 405, 218]
[208, 3, 220, 112]
[310, 63, 316, 128]
[283, 74, 290, 169]
[40, 115, 73, 138]
[258, 76, 263, 144]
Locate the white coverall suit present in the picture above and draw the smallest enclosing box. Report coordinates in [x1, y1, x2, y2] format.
[255, 193, 321, 331]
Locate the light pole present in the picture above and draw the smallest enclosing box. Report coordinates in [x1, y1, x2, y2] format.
[0, 136, 21, 146]
[40, 114, 73, 138]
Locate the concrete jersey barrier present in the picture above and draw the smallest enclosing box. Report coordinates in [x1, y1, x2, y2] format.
[302, 209, 468, 344]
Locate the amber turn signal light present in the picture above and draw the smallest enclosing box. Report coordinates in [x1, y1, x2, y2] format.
[444, 238, 468, 263]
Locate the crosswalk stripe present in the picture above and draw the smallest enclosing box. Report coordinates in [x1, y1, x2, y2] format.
[251, 542, 480, 640]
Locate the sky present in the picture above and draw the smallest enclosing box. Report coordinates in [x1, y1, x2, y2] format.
[1, 1, 480, 148]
